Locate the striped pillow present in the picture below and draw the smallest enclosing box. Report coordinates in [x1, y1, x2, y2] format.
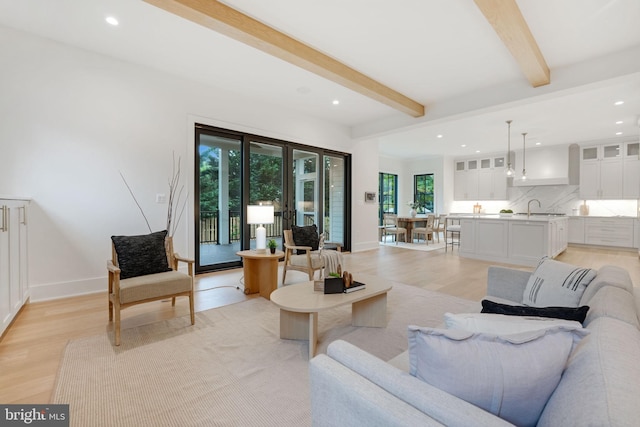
[523, 258, 596, 307]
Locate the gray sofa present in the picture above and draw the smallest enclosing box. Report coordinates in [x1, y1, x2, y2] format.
[309, 265, 640, 426]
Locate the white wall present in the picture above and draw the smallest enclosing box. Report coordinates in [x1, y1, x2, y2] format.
[378, 155, 452, 217]
[0, 26, 375, 300]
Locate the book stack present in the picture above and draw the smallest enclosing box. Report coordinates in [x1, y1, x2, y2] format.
[344, 281, 366, 293]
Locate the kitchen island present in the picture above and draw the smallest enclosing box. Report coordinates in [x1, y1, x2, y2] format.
[449, 214, 568, 267]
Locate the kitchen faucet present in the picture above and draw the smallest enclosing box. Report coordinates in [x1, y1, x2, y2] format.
[528, 199, 541, 218]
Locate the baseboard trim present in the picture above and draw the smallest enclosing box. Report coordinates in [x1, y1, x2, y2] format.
[29, 266, 192, 302]
[29, 277, 106, 302]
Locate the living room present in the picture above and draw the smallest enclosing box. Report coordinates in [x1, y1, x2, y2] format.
[1, 1, 640, 426]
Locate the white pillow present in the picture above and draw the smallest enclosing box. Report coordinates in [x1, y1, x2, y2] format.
[408, 325, 589, 427]
[522, 258, 596, 307]
[444, 312, 583, 335]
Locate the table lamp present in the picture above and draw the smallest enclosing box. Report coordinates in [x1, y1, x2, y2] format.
[247, 204, 274, 253]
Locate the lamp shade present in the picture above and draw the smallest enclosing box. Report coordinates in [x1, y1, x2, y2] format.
[247, 205, 274, 225]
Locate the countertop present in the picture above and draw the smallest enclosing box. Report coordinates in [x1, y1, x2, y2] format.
[447, 214, 569, 222]
[0, 195, 31, 201]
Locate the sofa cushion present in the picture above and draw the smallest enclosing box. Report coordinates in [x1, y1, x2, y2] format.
[481, 299, 589, 323]
[407, 325, 588, 427]
[583, 285, 639, 328]
[538, 317, 640, 426]
[111, 230, 172, 279]
[291, 224, 319, 254]
[444, 312, 582, 335]
[579, 265, 634, 306]
[522, 258, 596, 307]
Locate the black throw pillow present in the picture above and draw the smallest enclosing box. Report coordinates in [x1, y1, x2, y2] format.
[111, 230, 172, 279]
[291, 224, 319, 254]
[481, 299, 590, 323]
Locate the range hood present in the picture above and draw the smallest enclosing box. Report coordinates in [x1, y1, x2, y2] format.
[512, 144, 579, 187]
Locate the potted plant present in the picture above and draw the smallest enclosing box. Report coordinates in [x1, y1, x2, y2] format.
[267, 239, 277, 254]
[499, 209, 513, 217]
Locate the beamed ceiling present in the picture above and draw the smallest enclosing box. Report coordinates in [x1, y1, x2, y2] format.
[0, 0, 638, 158]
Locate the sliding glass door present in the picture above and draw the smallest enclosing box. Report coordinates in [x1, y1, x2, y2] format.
[195, 124, 350, 273]
[248, 141, 283, 250]
[291, 149, 319, 228]
[196, 129, 243, 270]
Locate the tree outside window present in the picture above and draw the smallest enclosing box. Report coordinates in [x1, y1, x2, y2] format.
[378, 172, 397, 224]
[414, 174, 434, 214]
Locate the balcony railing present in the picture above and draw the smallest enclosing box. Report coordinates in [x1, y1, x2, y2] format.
[200, 210, 314, 244]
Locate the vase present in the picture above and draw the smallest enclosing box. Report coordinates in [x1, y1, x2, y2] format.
[409, 209, 417, 217]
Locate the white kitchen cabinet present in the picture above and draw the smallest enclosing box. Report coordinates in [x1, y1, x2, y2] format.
[568, 217, 585, 244]
[0, 198, 30, 337]
[580, 143, 628, 199]
[455, 216, 566, 267]
[459, 218, 476, 253]
[460, 219, 508, 258]
[478, 156, 507, 200]
[623, 142, 640, 199]
[455, 156, 507, 201]
[584, 217, 634, 248]
[454, 160, 478, 200]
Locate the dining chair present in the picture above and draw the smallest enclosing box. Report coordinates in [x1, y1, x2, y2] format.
[412, 214, 435, 244]
[382, 214, 407, 244]
[434, 214, 447, 243]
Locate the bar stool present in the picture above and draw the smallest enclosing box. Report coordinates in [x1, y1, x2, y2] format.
[445, 217, 461, 251]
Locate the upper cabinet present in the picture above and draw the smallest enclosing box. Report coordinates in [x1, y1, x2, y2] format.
[579, 142, 639, 199]
[454, 155, 507, 201]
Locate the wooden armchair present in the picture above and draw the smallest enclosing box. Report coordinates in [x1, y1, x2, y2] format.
[282, 229, 325, 284]
[108, 230, 194, 346]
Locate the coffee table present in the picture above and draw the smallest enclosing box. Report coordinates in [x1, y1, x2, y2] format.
[270, 273, 392, 359]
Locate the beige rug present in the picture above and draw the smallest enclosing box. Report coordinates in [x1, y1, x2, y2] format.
[52, 282, 477, 427]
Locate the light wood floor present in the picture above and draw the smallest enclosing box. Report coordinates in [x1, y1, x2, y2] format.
[0, 244, 637, 404]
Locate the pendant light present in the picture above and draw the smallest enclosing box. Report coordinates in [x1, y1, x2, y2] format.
[521, 132, 528, 181]
[505, 120, 515, 176]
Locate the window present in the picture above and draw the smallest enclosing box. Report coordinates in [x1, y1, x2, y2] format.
[414, 174, 434, 213]
[379, 173, 397, 224]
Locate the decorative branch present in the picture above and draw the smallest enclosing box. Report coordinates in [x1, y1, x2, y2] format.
[119, 171, 152, 233]
[119, 152, 188, 237]
[166, 152, 188, 237]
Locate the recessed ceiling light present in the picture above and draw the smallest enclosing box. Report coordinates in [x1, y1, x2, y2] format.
[332, 100, 340, 105]
[616, 132, 623, 135]
[535, 142, 541, 146]
[437, 134, 443, 139]
[475, 150, 480, 153]
[106, 16, 119, 26]
[614, 100, 624, 106]
[616, 120, 623, 124]
[461, 144, 466, 148]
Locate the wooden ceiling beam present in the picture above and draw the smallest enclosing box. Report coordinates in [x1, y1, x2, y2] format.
[144, 0, 425, 117]
[474, 0, 550, 87]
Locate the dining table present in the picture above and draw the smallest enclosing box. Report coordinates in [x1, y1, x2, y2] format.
[396, 215, 433, 242]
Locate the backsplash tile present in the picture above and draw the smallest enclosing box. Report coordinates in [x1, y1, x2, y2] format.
[451, 185, 639, 217]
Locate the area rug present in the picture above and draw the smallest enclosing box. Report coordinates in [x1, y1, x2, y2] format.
[52, 281, 477, 427]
